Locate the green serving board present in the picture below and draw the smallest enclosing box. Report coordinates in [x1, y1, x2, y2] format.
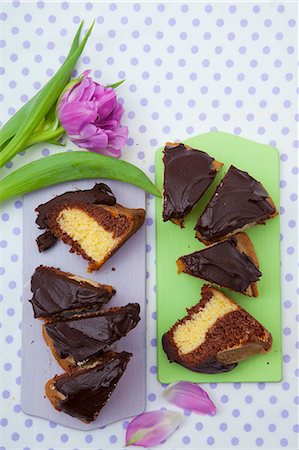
[155, 131, 281, 383]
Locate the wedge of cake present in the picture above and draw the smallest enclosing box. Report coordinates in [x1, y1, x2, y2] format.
[29, 265, 115, 321]
[43, 303, 140, 371]
[36, 183, 116, 252]
[37, 193, 145, 272]
[163, 142, 223, 226]
[162, 285, 272, 374]
[45, 351, 131, 423]
[195, 165, 277, 244]
[177, 233, 261, 297]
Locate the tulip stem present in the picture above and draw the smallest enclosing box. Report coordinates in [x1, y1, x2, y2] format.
[25, 126, 65, 148]
[0, 126, 65, 168]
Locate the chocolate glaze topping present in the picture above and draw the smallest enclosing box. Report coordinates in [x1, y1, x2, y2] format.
[30, 266, 115, 319]
[163, 143, 218, 222]
[36, 230, 57, 252]
[55, 351, 131, 422]
[195, 165, 276, 242]
[35, 184, 116, 251]
[178, 237, 262, 293]
[45, 303, 140, 362]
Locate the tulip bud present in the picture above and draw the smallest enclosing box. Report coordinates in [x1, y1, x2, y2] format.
[57, 71, 128, 157]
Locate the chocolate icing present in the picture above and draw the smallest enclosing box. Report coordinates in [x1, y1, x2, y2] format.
[195, 165, 276, 242]
[35, 183, 116, 251]
[178, 237, 262, 293]
[36, 230, 57, 252]
[45, 303, 140, 362]
[163, 143, 218, 222]
[30, 266, 114, 319]
[162, 334, 237, 374]
[55, 351, 131, 422]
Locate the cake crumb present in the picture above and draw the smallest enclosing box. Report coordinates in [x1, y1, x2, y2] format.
[112, 267, 116, 271]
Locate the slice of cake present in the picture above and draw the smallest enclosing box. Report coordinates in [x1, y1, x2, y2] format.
[163, 142, 223, 226]
[36, 183, 116, 252]
[177, 233, 262, 297]
[195, 165, 277, 244]
[45, 351, 131, 423]
[43, 201, 145, 272]
[162, 285, 272, 374]
[29, 265, 115, 321]
[43, 303, 140, 371]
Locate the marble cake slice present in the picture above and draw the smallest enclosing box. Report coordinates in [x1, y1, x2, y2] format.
[177, 233, 261, 297]
[43, 303, 140, 371]
[29, 265, 115, 321]
[45, 351, 131, 423]
[35, 183, 116, 252]
[162, 285, 272, 374]
[195, 165, 277, 245]
[162, 142, 223, 227]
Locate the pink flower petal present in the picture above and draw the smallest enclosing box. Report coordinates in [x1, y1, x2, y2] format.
[126, 410, 182, 448]
[162, 382, 217, 415]
[57, 73, 127, 157]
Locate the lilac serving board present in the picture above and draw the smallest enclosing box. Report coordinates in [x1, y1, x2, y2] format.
[21, 179, 146, 431]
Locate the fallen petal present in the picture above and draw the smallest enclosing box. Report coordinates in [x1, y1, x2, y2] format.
[162, 381, 216, 415]
[126, 410, 183, 448]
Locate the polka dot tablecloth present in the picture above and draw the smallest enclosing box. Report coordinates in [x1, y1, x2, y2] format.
[0, 1, 298, 449]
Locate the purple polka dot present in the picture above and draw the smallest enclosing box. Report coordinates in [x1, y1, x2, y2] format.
[0, 418, 7, 426]
[11, 432, 19, 441]
[207, 436, 215, 445]
[109, 435, 117, 444]
[8, 281, 16, 289]
[36, 433, 44, 442]
[205, 4, 213, 13]
[257, 409, 264, 418]
[216, 19, 224, 27]
[151, 338, 157, 347]
[256, 437, 264, 446]
[24, 13, 32, 22]
[84, 434, 93, 443]
[221, 395, 228, 403]
[269, 395, 277, 404]
[148, 393, 156, 401]
[269, 423, 276, 432]
[183, 436, 190, 444]
[288, 220, 296, 228]
[25, 418, 32, 427]
[150, 365, 157, 374]
[60, 434, 68, 443]
[232, 409, 240, 417]
[49, 421, 57, 428]
[13, 404, 21, 413]
[280, 439, 288, 447]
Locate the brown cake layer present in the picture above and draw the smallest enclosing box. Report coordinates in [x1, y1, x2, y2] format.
[43, 303, 140, 371]
[45, 351, 131, 423]
[177, 233, 261, 297]
[163, 142, 223, 227]
[29, 265, 115, 321]
[35, 183, 116, 252]
[162, 285, 272, 374]
[195, 165, 277, 244]
[45, 201, 145, 272]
